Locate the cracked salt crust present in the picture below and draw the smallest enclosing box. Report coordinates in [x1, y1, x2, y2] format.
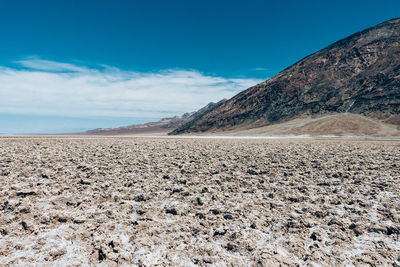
[0, 137, 399, 265]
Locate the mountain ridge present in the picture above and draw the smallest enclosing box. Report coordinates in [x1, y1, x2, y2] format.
[171, 18, 400, 135]
[83, 99, 226, 135]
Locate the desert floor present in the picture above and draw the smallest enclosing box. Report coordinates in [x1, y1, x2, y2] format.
[0, 137, 399, 266]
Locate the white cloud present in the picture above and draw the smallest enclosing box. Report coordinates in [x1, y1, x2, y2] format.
[0, 59, 263, 118]
[15, 58, 89, 73]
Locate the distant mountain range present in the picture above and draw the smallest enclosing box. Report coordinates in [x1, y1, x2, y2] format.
[171, 18, 400, 136]
[84, 99, 226, 135]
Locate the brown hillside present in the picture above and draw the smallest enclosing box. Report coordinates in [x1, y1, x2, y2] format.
[172, 18, 400, 135]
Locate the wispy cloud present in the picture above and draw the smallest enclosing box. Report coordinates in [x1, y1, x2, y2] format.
[0, 58, 262, 118]
[15, 58, 89, 73]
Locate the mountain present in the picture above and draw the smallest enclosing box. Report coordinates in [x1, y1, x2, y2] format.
[171, 18, 400, 136]
[84, 99, 226, 135]
[84, 116, 188, 136]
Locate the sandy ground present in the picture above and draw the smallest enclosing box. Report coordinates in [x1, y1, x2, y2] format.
[208, 113, 400, 137]
[0, 137, 399, 266]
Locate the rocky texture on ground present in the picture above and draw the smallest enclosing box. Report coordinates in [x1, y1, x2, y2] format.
[0, 137, 399, 266]
[84, 100, 226, 136]
[172, 18, 400, 135]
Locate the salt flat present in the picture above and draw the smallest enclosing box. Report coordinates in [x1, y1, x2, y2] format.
[0, 137, 399, 266]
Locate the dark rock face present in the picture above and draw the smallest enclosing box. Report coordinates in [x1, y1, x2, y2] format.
[172, 18, 400, 134]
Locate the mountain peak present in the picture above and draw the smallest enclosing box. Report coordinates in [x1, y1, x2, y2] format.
[171, 18, 400, 135]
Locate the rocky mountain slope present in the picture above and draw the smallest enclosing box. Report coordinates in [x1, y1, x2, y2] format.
[171, 18, 400, 135]
[85, 99, 226, 135]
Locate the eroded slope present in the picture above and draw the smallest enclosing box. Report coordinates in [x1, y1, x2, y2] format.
[172, 18, 400, 134]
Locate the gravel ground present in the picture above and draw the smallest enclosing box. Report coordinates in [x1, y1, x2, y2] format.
[0, 137, 399, 266]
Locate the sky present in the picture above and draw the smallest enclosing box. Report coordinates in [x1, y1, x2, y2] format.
[0, 0, 399, 134]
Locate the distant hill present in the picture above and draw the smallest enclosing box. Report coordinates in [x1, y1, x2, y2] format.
[171, 18, 400, 136]
[84, 99, 226, 135]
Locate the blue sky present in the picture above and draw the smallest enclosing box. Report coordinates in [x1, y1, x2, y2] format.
[0, 0, 399, 133]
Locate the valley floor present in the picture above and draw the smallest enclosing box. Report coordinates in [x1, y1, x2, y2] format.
[0, 137, 399, 266]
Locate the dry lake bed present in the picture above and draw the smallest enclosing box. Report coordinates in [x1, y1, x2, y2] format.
[0, 136, 399, 266]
